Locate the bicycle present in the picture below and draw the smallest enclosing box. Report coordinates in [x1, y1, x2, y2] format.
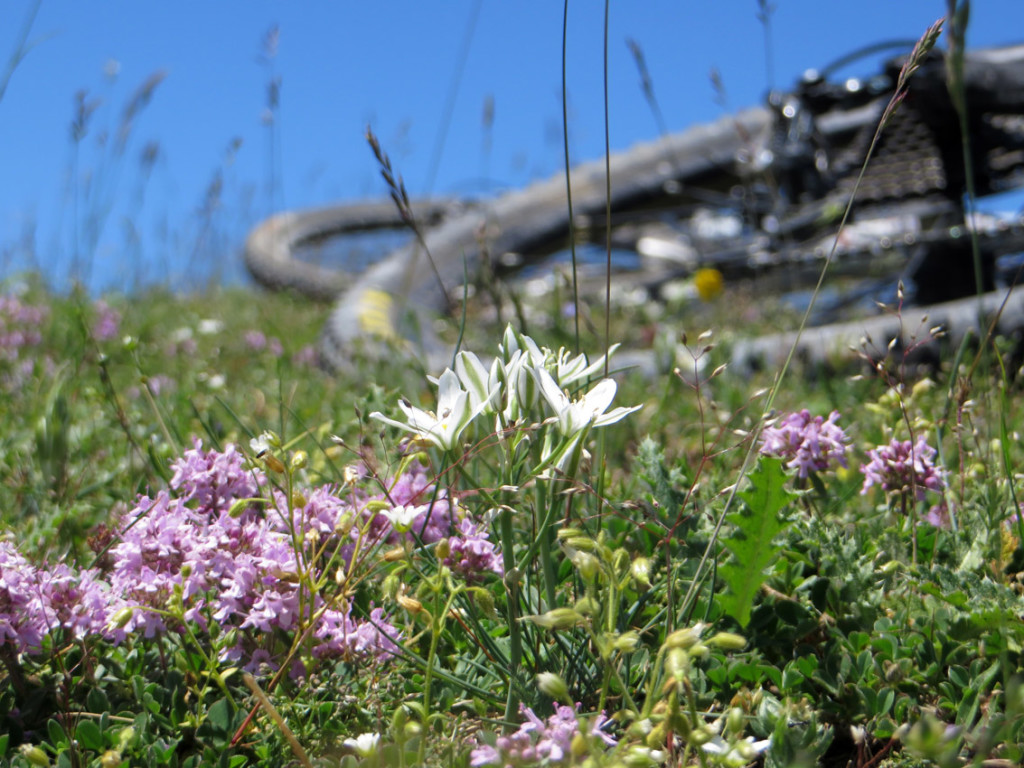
[244, 41, 1024, 375]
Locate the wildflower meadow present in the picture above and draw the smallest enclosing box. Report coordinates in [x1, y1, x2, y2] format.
[3, 5, 1024, 768]
[1, 277, 1023, 768]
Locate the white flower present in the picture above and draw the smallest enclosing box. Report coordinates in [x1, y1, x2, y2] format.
[536, 368, 641, 436]
[371, 368, 487, 452]
[499, 328, 548, 420]
[170, 326, 193, 343]
[452, 350, 502, 414]
[552, 344, 620, 388]
[382, 504, 421, 533]
[249, 432, 274, 457]
[343, 732, 381, 757]
[197, 318, 224, 335]
[701, 735, 771, 766]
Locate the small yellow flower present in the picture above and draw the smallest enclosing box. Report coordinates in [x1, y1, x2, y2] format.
[694, 268, 724, 302]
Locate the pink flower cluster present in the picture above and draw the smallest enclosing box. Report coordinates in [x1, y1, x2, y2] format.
[0, 441, 505, 676]
[759, 409, 850, 478]
[444, 518, 503, 582]
[244, 330, 283, 357]
[0, 294, 50, 388]
[860, 436, 946, 502]
[471, 703, 616, 766]
[108, 440, 404, 667]
[91, 299, 121, 341]
[0, 294, 47, 361]
[0, 541, 110, 654]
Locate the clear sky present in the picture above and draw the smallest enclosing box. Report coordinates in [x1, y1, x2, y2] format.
[0, 1, 1020, 293]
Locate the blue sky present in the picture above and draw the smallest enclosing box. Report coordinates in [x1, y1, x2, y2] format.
[0, 1, 1020, 293]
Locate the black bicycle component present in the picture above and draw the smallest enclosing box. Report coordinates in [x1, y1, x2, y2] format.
[243, 42, 1024, 373]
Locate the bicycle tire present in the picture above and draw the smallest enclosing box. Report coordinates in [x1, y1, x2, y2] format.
[318, 107, 772, 370]
[244, 199, 460, 302]
[242, 43, 1024, 375]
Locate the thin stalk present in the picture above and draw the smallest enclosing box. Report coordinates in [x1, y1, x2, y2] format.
[602, 0, 612, 375]
[561, 0, 581, 352]
[423, 0, 483, 194]
[535, 481, 558, 610]
[499, 504, 523, 724]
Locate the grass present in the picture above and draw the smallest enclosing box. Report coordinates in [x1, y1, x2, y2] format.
[0, 258, 1022, 767]
[2, 5, 1024, 768]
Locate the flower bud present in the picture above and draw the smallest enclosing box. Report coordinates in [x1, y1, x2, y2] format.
[563, 536, 597, 552]
[19, 745, 50, 767]
[688, 725, 714, 746]
[381, 573, 400, 600]
[109, 606, 136, 629]
[664, 623, 706, 650]
[290, 450, 308, 470]
[263, 454, 286, 474]
[727, 706, 745, 736]
[435, 538, 451, 561]
[397, 594, 423, 613]
[334, 511, 355, 536]
[646, 722, 668, 749]
[525, 607, 584, 629]
[556, 527, 586, 540]
[666, 647, 690, 681]
[290, 491, 307, 509]
[571, 732, 588, 757]
[631, 557, 652, 589]
[572, 551, 600, 582]
[472, 588, 497, 618]
[227, 498, 253, 518]
[574, 596, 601, 616]
[707, 632, 747, 651]
[613, 631, 640, 653]
[537, 672, 570, 702]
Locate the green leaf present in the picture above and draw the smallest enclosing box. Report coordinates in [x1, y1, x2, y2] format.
[48, 718, 69, 748]
[718, 457, 796, 626]
[75, 719, 104, 751]
[86, 687, 111, 715]
[206, 697, 233, 734]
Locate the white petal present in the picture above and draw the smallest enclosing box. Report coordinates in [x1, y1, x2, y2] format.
[579, 378, 617, 416]
[436, 368, 464, 412]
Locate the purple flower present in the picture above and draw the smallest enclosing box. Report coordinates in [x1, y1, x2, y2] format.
[923, 502, 952, 530]
[0, 295, 48, 360]
[471, 703, 616, 766]
[170, 439, 264, 514]
[0, 294, 49, 389]
[760, 409, 849, 478]
[291, 345, 318, 367]
[0, 540, 50, 653]
[92, 300, 121, 341]
[861, 436, 946, 502]
[39, 564, 111, 640]
[312, 606, 401, 662]
[0, 439, 417, 679]
[368, 463, 453, 544]
[444, 518, 503, 582]
[243, 330, 283, 357]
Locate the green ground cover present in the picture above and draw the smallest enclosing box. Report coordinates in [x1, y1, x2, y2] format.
[0, 277, 1022, 768]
